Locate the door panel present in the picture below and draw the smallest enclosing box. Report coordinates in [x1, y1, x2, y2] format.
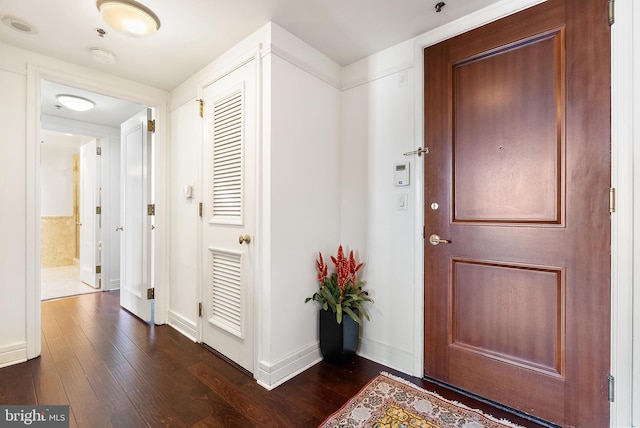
[202, 58, 256, 373]
[79, 139, 99, 288]
[119, 109, 152, 322]
[423, 0, 610, 426]
[453, 33, 561, 223]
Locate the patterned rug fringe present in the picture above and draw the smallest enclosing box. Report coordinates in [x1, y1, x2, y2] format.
[380, 372, 525, 428]
[320, 371, 526, 428]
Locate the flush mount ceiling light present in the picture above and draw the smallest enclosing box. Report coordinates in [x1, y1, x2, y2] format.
[1, 15, 38, 34]
[96, 0, 160, 37]
[56, 95, 96, 112]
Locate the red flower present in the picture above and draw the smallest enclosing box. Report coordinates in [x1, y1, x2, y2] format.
[317, 252, 328, 287]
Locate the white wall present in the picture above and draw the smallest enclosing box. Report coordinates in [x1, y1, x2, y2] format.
[167, 99, 200, 340]
[341, 44, 418, 374]
[0, 66, 27, 367]
[262, 53, 341, 384]
[40, 143, 76, 217]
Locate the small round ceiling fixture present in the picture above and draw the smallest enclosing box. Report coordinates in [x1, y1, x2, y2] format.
[1, 15, 38, 34]
[96, 0, 161, 37]
[56, 95, 96, 112]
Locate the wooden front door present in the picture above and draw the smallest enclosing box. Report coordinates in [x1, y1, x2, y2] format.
[423, 0, 611, 426]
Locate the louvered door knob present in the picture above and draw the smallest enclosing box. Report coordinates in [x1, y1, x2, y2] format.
[239, 235, 251, 244]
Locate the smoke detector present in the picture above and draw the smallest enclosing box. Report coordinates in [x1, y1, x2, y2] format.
[1, 16, 38, 34]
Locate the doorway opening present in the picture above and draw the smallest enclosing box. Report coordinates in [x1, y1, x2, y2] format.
[39, 79, 153, 318]
[40, 129, 101, 300]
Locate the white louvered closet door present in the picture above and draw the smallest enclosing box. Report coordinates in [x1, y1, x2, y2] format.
[201, 57, 256, 373]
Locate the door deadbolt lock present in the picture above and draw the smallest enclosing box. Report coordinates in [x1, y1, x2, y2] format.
[429, 234, 451, 246]
[239, 235, 251, 244]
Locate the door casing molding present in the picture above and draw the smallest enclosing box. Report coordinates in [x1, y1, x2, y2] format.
[25, 65, 169, 360]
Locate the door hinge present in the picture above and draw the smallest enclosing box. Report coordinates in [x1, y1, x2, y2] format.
[96, 265, 101, 274]
[198, 302, 203, 317]
[608, 374, 615, 402]
[608, 0, 615, 26]
[96, 206, 101, 215]
[610, 188, 616, 213]
[147, 288, 155, 300]
[199, 202, 203, 217]
[147, 204, 156, 216]
[96, 146, 102, 156]
[196, 99, 204, 118]
[148, 119, 156, 133]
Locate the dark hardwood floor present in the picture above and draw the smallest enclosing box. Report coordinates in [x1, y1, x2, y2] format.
[0, 291, 552, 427]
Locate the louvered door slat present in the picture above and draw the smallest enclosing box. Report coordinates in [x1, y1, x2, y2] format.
[210, 87, 244, 223]
[209, 249, 243, 338]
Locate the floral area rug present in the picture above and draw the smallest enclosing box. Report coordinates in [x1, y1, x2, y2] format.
[319, 372, 525, 428]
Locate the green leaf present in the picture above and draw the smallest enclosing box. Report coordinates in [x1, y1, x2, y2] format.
[343, 307, 362, 325]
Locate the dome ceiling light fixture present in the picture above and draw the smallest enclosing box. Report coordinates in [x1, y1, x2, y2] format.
[56, 95, 96, 112]
[96, 0, 161, 37]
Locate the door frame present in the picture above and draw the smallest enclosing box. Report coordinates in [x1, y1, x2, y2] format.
[25, 65, 169, 359]
[196, 45, 262, 376]
[410, 0, 633, 425]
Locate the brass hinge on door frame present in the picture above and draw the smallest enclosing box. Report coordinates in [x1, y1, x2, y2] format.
[610, 188, 616, 213]
[196, 99, 204, 118]
[148, 119, 156, 133]
[199, 202, 203, 217]
[96, 265, 101, 274]
[148, 204, 156, 216]
[147, 288, 155, 300]
[608, 374, 615, 402]
[198, 302, 203, 317]
[608, 0, 615, 26]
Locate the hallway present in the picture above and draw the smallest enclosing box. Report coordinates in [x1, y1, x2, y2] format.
[0, 292, 547, 427]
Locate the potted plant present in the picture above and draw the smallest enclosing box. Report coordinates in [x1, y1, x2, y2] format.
[305, 245, 372, 363]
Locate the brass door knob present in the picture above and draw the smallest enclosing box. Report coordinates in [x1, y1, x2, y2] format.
[239, 235, 251, 244]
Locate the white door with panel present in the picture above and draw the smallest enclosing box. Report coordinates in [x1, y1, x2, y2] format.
[202, 58, 257, 373]
[119, 109, 153, 322]
[79, 139, 100, 288]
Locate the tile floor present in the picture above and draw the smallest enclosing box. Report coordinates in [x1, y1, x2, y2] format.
[41, 265, 100, 301]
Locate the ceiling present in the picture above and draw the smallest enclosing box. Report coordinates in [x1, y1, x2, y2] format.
[0, 0, 504, 92]
[2, 0, 506, 131]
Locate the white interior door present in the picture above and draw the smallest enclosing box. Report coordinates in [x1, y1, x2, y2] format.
[79, 139, 100, 288]
[119, 109, 153, 322]
[202, 58, 257, 373]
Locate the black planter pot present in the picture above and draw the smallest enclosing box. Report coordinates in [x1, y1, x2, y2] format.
[319, 308, 359, 364]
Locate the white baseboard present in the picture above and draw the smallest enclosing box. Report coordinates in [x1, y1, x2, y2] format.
[358, 337, 416, 377]
[167, 310, 198, 342]
[0, 342, 27, 368]
[106, 279, 120, 291]
[256, 343, 322, 390]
